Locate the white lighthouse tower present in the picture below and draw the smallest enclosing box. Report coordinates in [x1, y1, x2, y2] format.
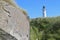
[43, 6, 47, 17]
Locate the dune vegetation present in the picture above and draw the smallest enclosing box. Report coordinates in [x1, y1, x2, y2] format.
[30, 16, 60, 40]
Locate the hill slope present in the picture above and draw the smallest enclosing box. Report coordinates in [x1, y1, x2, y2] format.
[30, 16, 60, 40]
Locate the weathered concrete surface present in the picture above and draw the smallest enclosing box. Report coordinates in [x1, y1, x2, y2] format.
[0, 0, 30, 40]
[0, 29, 17, 40]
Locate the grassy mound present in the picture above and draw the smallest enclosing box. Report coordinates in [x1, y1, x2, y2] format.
[30, 16, 60, 40]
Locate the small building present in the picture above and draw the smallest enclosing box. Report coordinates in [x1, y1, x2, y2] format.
[43, 6, 47, 17]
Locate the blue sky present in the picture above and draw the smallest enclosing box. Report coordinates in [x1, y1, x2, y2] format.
[15, 0, 60, 18]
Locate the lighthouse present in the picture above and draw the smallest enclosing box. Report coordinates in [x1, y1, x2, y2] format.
[43, 6, 47, 17]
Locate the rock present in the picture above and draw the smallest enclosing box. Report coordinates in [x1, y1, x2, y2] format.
[0, 0, 30, 40]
